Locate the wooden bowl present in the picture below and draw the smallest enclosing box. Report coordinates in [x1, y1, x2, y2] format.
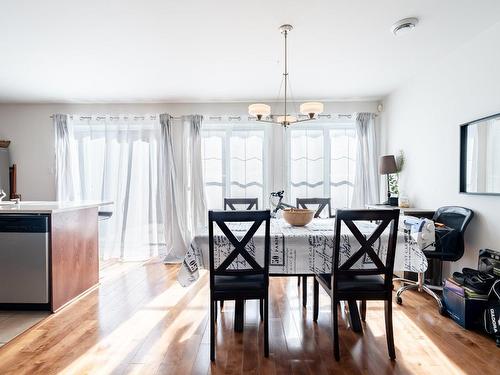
[0, 140, 10, 148]
[282, 208, 315, 226]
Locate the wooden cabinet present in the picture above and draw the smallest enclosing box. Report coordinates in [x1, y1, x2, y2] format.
[50, 207, 99, 312]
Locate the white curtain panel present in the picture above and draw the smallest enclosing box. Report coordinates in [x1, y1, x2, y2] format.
[55, 114, 166, 261]
[54, 114, 77, 201]
[55, 113, 207, 262]
[351, 112, 379, 208]
[183, 115, 207, 235]
[159, 114, 207, 263]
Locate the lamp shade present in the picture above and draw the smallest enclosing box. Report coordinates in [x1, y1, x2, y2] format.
[379, 155, 398, 174]
[300, 102, 324, 117]
[276, 115, 297, 124]
[248, 103, 271, 118]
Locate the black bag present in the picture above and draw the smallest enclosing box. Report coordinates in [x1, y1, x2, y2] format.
[483, 280, 500, 347]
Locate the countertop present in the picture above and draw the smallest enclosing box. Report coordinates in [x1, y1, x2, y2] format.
[0, 201, 113, 214]
[365, 204, 435, 212]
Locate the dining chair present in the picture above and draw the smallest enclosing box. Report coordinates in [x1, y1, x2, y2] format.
[224, 197, 258, 211]
[208, 209, 271, 361]
[220, 197, 259, 310]
[295, 197, 333, 308]
[313, 209, 400, 361]
[296, 197, 332, 218]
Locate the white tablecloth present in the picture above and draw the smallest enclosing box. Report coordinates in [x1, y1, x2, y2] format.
[178, 218, 428, 287]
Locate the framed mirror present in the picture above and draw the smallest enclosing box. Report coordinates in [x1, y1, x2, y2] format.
[460, 113, 500, 195]
[0, 147, 10, 199]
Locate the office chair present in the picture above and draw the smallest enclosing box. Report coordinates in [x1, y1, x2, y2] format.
[396, 206, 474, 313]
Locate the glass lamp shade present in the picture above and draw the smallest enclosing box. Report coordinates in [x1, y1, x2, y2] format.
[276, 115, 297, 124]
[248, 103, 271, 119]
[300, 102, 324, 118]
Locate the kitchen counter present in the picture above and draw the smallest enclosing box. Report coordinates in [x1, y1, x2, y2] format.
[0, 201, 112, 312]
[0, 200, 113, 214]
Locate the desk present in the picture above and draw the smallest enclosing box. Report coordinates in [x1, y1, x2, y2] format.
[366, 204, 435, 220]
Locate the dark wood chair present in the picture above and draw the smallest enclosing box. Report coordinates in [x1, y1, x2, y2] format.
[224, 197, 258, 211]
[313, 209, 400, 361]
[295, 197, 333, 308]
[296, 197, 332, 218]
[220, 197, 259, 311]
[209, 209, 271, 361]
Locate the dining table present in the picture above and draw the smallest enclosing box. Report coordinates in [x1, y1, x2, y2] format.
[177, 217, 430, 333]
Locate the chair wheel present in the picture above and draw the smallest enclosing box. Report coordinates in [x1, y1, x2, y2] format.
[396, 296, 402, 305]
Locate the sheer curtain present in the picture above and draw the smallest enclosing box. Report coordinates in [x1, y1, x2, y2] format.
[351, 113, 379, 208]
[55, 113, 207, 262]
[54, 114, 77, 201]
[200, 122, 267, 209]
[160, 114, 207, 262]
[55, 114, 166, 261]
[286, 123, 357, 208]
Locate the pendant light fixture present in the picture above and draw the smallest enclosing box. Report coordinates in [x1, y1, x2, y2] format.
[248, 24, 324, 127]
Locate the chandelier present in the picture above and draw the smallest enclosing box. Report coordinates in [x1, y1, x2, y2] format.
[248, 24, 324, 127]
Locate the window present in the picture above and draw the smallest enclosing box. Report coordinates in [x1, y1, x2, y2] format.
[201, 122, 268, 209]
[287, 122, 356, 208]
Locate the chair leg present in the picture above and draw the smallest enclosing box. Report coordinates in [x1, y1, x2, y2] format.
[385, 299, 396, 360]
[260, 298, 264, 322]
[214, 300, 218, 321]
[332, 298, 340, 361]
[302, 276, 308, 308]
[313, 278, 319, 322]
[220, 300, 224, 310]
[297, 276, 301, 286]
[210, 298, 215, 361]
[360, 300, 367, 322]
[264, 295, 269, 357]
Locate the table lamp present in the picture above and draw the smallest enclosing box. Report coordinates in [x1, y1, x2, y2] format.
[379, 155, 398, 205]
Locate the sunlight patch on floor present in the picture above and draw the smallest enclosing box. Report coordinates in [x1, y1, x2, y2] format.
[60, 267, 207, 374]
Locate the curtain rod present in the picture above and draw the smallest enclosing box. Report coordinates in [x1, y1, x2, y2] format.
[50, 113, 370, 121]
[50, 114, 182, 120]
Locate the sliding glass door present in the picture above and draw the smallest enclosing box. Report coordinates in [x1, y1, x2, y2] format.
[66, 116, 165, 261]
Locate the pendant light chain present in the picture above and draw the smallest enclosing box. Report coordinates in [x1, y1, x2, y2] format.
[283, 28, 288, 125]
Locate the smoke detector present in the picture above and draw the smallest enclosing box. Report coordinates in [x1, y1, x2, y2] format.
[391, 17, 419, 36]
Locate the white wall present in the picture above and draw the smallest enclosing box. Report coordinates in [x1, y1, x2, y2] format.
[0, 101, 378, 200]
[383, 21, 500, 274]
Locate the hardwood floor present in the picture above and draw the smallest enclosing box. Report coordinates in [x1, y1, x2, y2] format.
[0, 259, 498, 375]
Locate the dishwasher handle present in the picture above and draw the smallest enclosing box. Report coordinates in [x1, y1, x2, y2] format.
[0, 215, 49, 233]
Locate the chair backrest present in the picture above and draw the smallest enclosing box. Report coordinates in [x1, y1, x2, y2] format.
[296, 198, 332, 218]
[432, 206, 474, 233]
[224, 198, 259, 211]
[331, 209, 400, 292]
[208, 210, 271, 286]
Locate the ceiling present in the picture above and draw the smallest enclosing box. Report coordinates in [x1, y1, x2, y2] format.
[0, 0, 499, 103]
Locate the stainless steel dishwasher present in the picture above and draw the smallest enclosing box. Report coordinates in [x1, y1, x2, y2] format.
[0, 214, 49, 304]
